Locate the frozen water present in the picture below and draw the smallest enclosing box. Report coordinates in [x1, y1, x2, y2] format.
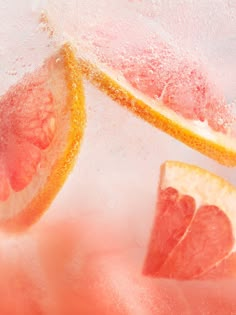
[0, 0, 55, 95]
[0, 0, 236, 314]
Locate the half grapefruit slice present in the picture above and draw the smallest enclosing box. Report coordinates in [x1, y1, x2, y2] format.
[0, 44, 85, 232]
[76, 31, 236, 166]
[143, 161, 236, 280]
[42, 8, 236, 165]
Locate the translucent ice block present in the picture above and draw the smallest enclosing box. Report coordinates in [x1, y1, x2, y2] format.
[0, 1, 236, 315]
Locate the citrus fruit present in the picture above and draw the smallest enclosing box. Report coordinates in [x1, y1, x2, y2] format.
[0, 44, 85, 232]
[77, 29, 236, 167]
[41, 7, 236, 166]
[143, 161, 236, 280]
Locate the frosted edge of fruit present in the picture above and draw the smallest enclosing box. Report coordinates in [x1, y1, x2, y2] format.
[1, 44, 86, 233]
[160, 161, 236, 235]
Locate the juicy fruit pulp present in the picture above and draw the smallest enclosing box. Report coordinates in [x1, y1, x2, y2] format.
[0, 44, 85, 232]
[0, 66, 56, 200]
[143, 161, 236, 280]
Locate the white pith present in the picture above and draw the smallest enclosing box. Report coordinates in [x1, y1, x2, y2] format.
[0, 55, 69, 220]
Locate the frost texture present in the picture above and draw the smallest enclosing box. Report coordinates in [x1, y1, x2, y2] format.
[0, 1, 236, 314]
[0, 1, 55, 95]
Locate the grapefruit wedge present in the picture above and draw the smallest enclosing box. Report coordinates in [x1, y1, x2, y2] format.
[0, 44, 85, 232]
[42, 8, 236, 165]
[143, 161, 236, 280]
[76, 34, 236, 166]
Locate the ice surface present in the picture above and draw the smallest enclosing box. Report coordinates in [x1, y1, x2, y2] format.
[0, 1, 55, 95]
[0, 1, 236, 314]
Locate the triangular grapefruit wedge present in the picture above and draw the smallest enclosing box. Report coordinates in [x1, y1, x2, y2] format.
[0, 44, 85, 232]
[143, 161, 236, 280]
[41, 6, 236, 166]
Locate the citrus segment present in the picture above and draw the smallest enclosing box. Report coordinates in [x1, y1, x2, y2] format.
[7, 141, 41, 192]
[143, 161, 236, 280]
[0, 44, 85, 232]
[158, 204, 234, 279]
[143, 187, 195, 275]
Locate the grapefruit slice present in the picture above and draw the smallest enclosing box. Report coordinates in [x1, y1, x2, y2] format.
[42, 8, 236, 165]
[143, 161, 236, 280]
[77, 32, 236, 166]
[0, 44, 85, 232]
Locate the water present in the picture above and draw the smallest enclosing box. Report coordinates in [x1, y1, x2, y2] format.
[0, 1, 236, 314]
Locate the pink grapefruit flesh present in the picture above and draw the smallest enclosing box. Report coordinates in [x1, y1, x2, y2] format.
[143, 187, 196, 275]
[0, 64, 56, 199]
[143, 161, 236, 280]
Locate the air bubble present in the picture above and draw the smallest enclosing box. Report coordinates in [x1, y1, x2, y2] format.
[6, 70, 17, 76]
[217, 118, 224, 125]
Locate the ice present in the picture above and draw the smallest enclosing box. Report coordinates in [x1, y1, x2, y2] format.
[0, 1, 55, 95]
[133, 0, 236, 103]
[0, 0, 236, 314]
